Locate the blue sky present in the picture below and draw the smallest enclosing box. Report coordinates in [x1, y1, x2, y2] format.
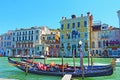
[0, 0, 120, 34]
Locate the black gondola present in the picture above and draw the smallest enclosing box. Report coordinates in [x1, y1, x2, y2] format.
[8, 57, 113, 77]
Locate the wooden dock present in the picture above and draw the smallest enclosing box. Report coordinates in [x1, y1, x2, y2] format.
[0, 78, 18, 80]
[62, 74, 72, 80]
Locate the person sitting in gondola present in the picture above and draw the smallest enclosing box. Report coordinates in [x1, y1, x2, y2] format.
[37, 63, 47, 71]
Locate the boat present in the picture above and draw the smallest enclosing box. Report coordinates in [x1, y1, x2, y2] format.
[8, 57, 113, 77]
[116, 58, 120, 67]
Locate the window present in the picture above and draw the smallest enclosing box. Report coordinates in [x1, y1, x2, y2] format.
[23, 32, 24, 35]
[61, 24, 64, 30]
[29, 31, 30, 34]
[78, 22, 80, 27]
[84, 33, 88, 38]
[31, 36, 33, 41]
[17, 32, 19, 36]
[96, 50, 98, 54]
[26, 31, 27, 34]
[36, 35, 38, 40]
[98, 41, 101, 48]
[13, 37, 15, 41]
[93, 50, 94, 54]
[43, 37, 45, 40]
[99, 50, 101, 54]
[72, 30, 76, 39]
[61, 35, 64, 39]
[4, 42, 6, 47]
[68, 34, 70, 39]
[103, 41, 106, 47]
[67, 23, 70, 29]
[20, 32, 21, 35]
[109, 50, 112, 55]
[28, 36, 30, 40]
[32, 31, 33, 34]
[36, 30, 39, 34]
[118, 50, 120, 56]
[7, 42, 11, 46]
[106, 40, 108, 46]
[13, 33, 15, 36]
[56, 45, 59, 48]
[78, 33, 80, 38]
[92, 41, 95, 48]
[22, 37, 24, 41]
[25, 36, 27, 40]
[84, 21, 87, 27]
[72, 23, 75, 28]
[1, 42, 3, 47]
[17, 37, 18, 41]
[7, 36, 11, 40]
[19, 37, 21, 41]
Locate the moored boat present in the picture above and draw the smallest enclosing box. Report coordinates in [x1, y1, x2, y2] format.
[8, 57, 113, 77]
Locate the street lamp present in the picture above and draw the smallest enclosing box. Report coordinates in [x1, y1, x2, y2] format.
[78, 40, 84, 80]
[60, 44, 64, 75]
[79, 40, 82, 46]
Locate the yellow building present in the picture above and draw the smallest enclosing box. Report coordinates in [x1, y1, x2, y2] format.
[59, 12, 93, 57]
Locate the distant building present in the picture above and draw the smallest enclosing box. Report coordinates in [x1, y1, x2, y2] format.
[37, 29, 60, 57]
[11, 26, 50, 56]
[0, 30, 13, 56]
[60, 12, 93, 57]
[91, 23, 112, 57]
[107, 28, 120, 57]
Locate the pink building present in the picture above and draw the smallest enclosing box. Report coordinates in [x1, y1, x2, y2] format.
[107, 28, 120, 57]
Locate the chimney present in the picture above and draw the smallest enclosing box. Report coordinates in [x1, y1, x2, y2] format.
[87, 12, 90, 16]
[81, 14, 83, 17]
[71, 14, 76, 19]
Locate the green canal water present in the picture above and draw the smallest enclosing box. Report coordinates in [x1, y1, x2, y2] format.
[0, 57, 119, 80]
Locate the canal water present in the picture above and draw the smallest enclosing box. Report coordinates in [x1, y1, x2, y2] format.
[0, 57, 119, 80]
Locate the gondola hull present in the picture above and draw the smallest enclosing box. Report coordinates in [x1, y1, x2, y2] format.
[8, 57, 113, 77]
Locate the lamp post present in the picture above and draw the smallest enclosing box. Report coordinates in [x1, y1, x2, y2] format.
[78, 40, 84, 80]
[73, 46, 76, 70]
[61, 44, 64, 75]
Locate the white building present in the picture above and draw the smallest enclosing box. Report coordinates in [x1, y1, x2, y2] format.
[0, 30, 13, 56]
[91, 23, 109, 56]
[11, 26, 50, 56]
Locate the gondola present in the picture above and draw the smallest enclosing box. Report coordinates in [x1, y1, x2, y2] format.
[8, 57, 113, 77]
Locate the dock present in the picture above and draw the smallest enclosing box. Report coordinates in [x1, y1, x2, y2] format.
[0, 78, 18, 80]
[62, 74, 72, 80]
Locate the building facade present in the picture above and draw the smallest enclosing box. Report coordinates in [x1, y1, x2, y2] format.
[11, 26, 50, 56]
[91, 23, 109, 57]
[60, 12, 93, 57]
[36, 29, 60, 57]
[0, 30, 13, 56]
[107, 28, 120, 57]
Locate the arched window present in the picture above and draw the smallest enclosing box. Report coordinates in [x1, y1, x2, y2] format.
[72, 30, 76, 39]
[98, 41, 101, 48]
[106, 40, 108, 46]
[103, 40, 106, 47]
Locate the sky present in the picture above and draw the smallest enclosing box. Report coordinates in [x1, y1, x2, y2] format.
[0, 0, 120, 34]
